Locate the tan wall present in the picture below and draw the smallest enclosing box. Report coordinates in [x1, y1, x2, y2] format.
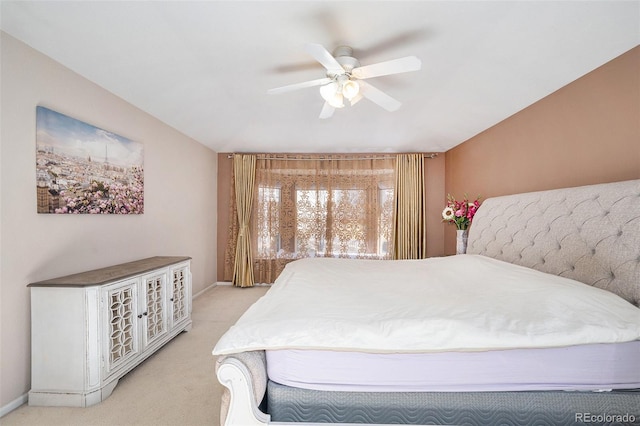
[424, 154, 446, 257]
[216, 154, 233, 282]
[444, 46, 640, 254]
[216, 153, 446, 281]
[0, 32, 218, 410]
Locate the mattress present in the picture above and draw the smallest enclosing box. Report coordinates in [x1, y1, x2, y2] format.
[266, 340, 640, 392]
[213, 256, 640, 356]
[266, 380, 640, 425]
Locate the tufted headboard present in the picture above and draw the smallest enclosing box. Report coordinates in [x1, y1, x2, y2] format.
[467, 179, 640, 307]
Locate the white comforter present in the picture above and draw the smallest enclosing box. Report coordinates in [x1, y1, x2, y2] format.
[213, 255, 640, 355]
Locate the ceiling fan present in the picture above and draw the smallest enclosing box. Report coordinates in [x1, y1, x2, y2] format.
[267, 43, 422, 119]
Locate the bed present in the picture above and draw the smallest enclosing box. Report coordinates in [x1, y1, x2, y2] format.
[213, 179, 640, 426]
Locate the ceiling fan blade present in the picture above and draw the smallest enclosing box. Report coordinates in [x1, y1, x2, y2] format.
[350, 92, 364, 106]
[267, 77, 332, 95]
[351, 56, 421, 80]
[304, 43, 344, 73]
[319, 102, 335, 119]
[358, 81, 401, 112]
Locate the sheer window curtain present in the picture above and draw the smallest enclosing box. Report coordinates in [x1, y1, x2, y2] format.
[393, 153, 427, 259]
[224, 154, 396, 284]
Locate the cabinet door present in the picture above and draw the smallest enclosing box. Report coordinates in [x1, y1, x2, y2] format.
[102, 279, 140, 377]
[169, 263, 190, 329]
[141, 271, 168, 349]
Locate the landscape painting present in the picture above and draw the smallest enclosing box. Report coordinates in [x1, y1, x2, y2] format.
[36, 106, 144, 214]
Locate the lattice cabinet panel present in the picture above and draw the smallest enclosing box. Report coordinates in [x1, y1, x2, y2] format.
[143, 273, 167, 348]
[106, 280, 140, 372]
[29, 256, 191, 407]
[171, 266, 189, 325]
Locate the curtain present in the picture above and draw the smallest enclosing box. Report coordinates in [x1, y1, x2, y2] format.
[224, 154, 395, 284]
[393, 153, 427, 259]
[231, 154, 257, 287]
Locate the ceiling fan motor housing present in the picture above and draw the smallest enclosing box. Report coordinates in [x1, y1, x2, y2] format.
[328, 46, 361, 77]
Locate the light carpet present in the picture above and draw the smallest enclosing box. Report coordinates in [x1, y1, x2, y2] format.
[2, 285, 269, 426]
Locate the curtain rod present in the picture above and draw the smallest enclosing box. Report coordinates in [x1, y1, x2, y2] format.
[227, 153, 439, 160]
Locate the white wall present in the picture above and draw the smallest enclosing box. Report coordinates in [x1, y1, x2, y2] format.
[0, 32, 218, 412]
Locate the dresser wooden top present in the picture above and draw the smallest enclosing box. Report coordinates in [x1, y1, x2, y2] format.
[29, 256, 191, 287]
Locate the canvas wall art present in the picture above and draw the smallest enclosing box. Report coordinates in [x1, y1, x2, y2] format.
[36, 106, 144, 214]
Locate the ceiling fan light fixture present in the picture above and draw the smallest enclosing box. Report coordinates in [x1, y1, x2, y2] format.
[319, 82, 344, 108]
[342, 79, 360, 100]
[328, 92, 345, 108]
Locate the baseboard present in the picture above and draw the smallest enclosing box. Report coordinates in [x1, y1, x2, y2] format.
[196, 282, 271, 293]
[192, 282, 218, 299]
[0, 393, 27, 418]
[216, 281, 271, 287]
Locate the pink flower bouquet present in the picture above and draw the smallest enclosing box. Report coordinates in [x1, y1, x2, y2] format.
[442, 194, 481, 230]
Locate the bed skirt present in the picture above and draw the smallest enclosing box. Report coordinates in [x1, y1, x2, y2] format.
[266, 380, 639, 425]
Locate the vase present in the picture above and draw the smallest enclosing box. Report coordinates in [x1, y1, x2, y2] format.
[456, 229, 468, 254]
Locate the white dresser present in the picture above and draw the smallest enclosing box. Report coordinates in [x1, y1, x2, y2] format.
[28, 256, 192, 407]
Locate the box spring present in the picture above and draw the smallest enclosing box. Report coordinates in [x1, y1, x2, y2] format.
[266, 381, 639, 425]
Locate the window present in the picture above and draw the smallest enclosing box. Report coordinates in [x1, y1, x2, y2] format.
[255, 186, 281, 257]
[256, 185, 393, 260]
[248, 156, 395, 282]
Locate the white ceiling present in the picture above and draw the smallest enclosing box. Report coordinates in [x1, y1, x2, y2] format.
[1, 1, 638, 153]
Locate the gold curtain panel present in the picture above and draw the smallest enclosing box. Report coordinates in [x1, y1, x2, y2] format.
[232, 154, 257, 287]
[393, 153, 427, 260]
